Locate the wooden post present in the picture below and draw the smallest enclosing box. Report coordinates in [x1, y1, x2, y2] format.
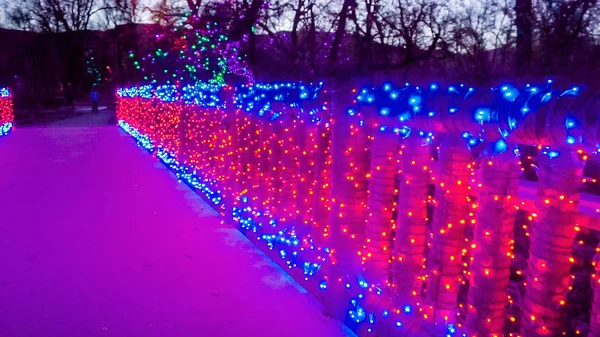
[392, 135, 431, 302]
[325, 89, 368, 318]
[226, 107, 243, 204]
[278, 115, 300, 224]
[590, 243, 600, 337]
[522, 151, 584, 337]
[178, 105, 190, 166]
[295, 119, 310, 220]
[467, 149, 521, 336]
[268, 120, 285, 218]
[236, 113, 254, 202]
[426, 133, 472, 327]
[258, 119, 273, 210]
[364, 129, 398, 284]
[312, 120, 332, 244]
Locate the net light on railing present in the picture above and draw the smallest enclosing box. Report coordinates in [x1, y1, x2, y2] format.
[116, 80, 600, 337]
[0, 86, 14, 137]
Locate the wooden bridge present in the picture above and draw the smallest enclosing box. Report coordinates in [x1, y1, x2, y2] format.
[1, 82, 600, 337]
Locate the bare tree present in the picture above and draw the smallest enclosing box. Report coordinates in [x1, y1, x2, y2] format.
[147, 0, 188, 26]
[21, 0, 106, 92]
[535, 0, 600, 74]
[446, 0, 513, 82]
[256, 0, 325, 77]
[230, 0, 265, 40]
[101, 0, 145, 85]
[350, 0, 386, 73]
[328, 0, 356, 76]
[380, 0, 450, 73]
[103, 0, 143, 26]
[26, 0, 99, 33]
[5, 7, 35, 31]
[184, 0, 203, 17]
[515, 0, 532, 76]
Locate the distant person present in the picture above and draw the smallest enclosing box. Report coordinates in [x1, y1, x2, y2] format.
[65, 83, 75, 114]
[90, 87, 99, 114]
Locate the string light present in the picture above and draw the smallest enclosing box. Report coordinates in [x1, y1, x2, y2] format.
[116, 80, 600, 337]
[0, 86, 14, 137]
[127, 19, 253, 86]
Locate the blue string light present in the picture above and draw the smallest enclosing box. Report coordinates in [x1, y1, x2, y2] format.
[0, 122, 13, 137]
[233, 81, 326, 122]
[0, 87, 14, 137]
[117, 83, 226, 107]
[0, 87, 11, 98]
[116, 79, 597, 337]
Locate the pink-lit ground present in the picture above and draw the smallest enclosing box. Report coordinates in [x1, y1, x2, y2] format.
[0, 115, 353, 337]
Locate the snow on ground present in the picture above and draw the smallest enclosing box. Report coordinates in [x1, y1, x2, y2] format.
[46, 107, 115, 127]
[15, 105, 114, 126]
[0, 119, 354, 337]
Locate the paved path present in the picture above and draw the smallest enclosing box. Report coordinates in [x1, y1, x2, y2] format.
[0, 117, 351, 337]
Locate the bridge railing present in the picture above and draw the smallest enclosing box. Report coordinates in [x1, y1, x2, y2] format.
[0, 86, 14, 137]
[116, 81, 600, 337]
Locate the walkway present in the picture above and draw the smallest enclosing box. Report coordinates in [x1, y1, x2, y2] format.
[0, 112, 352, 337]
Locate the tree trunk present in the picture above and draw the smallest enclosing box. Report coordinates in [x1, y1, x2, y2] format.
[522, 152, 584, 337]
[590, 242, 600, 337]
[392, 136, 431, 303]
[515, 0, 532, 76]
[328, 0, 355, 76]
[426, 133, 472, 326]
[364, 129, 397, 284]
[231, 0, 264, 41]
[467, 149, 521, 336]
[325, 87, 368, 318]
